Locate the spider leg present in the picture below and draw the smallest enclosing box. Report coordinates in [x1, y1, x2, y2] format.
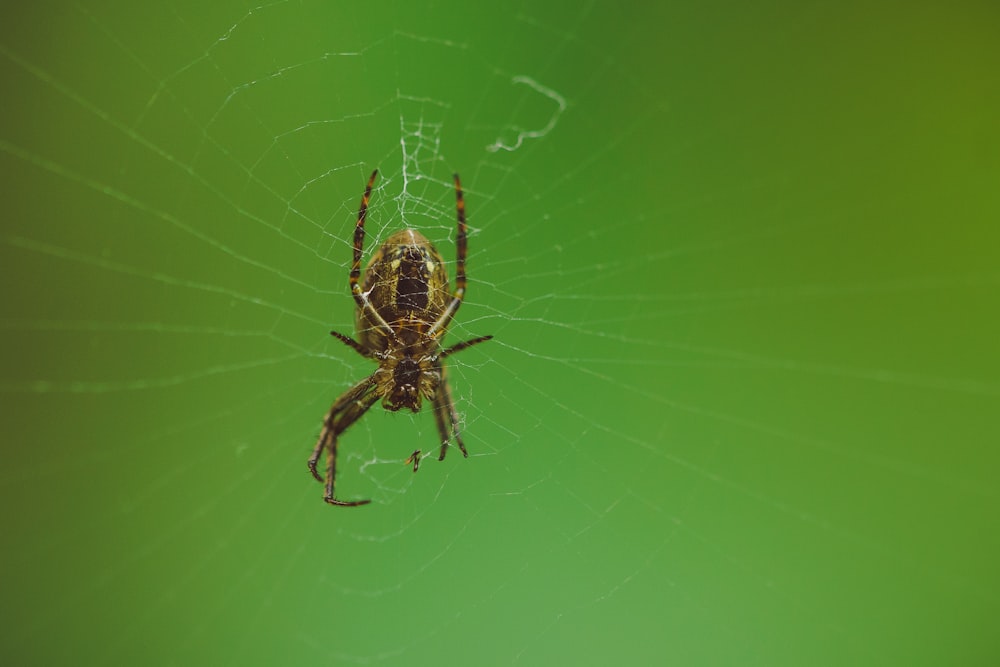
[348, 169, 378, 310]
[434, 366, 469, 461]
[441, 370, 470, 459]
[440, 334, 493, 359]
[428, 173, 469, 339]
[322, 390, 379, 507]
[308, 376, 374, 482]
[453, 172, 468, 298]
[349, 169, 400, 344]
[432, 389, 451, 461]
[308, 376, 376, 506]
[329, 330, 370, 358]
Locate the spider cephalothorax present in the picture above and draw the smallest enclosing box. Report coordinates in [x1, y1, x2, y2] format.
[371, 350, 439, 412]
[308, 170, 492, 506]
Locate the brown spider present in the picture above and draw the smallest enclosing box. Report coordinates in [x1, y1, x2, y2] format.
[308, 169, 492, 506]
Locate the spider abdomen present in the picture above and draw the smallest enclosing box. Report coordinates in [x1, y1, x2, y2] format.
[356, 229, 451, 352]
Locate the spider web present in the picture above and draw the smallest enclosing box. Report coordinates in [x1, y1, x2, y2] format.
[2, 1, 999, 665]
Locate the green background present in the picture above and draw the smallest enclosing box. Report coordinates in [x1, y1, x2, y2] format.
[2, 1, 998, 665]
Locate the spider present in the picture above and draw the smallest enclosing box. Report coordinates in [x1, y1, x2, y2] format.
[308, 169, 493, 506]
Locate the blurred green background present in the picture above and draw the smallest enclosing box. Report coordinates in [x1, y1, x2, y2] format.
[2, 1, 998, 665]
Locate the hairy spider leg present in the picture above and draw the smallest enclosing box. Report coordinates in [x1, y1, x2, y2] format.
[432, 364, 470, 461]
[453, 172, 468, 297]
[308, 376, 373, 482]
[323, 391, 379, 506]
[348, 169, 400, 344]
[440, 335, 493, 359]
[428, 173, 469, 339]
[308, 376, 377, 506]
[431, 386, 453, 461]
[329, 329, 370, 359]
